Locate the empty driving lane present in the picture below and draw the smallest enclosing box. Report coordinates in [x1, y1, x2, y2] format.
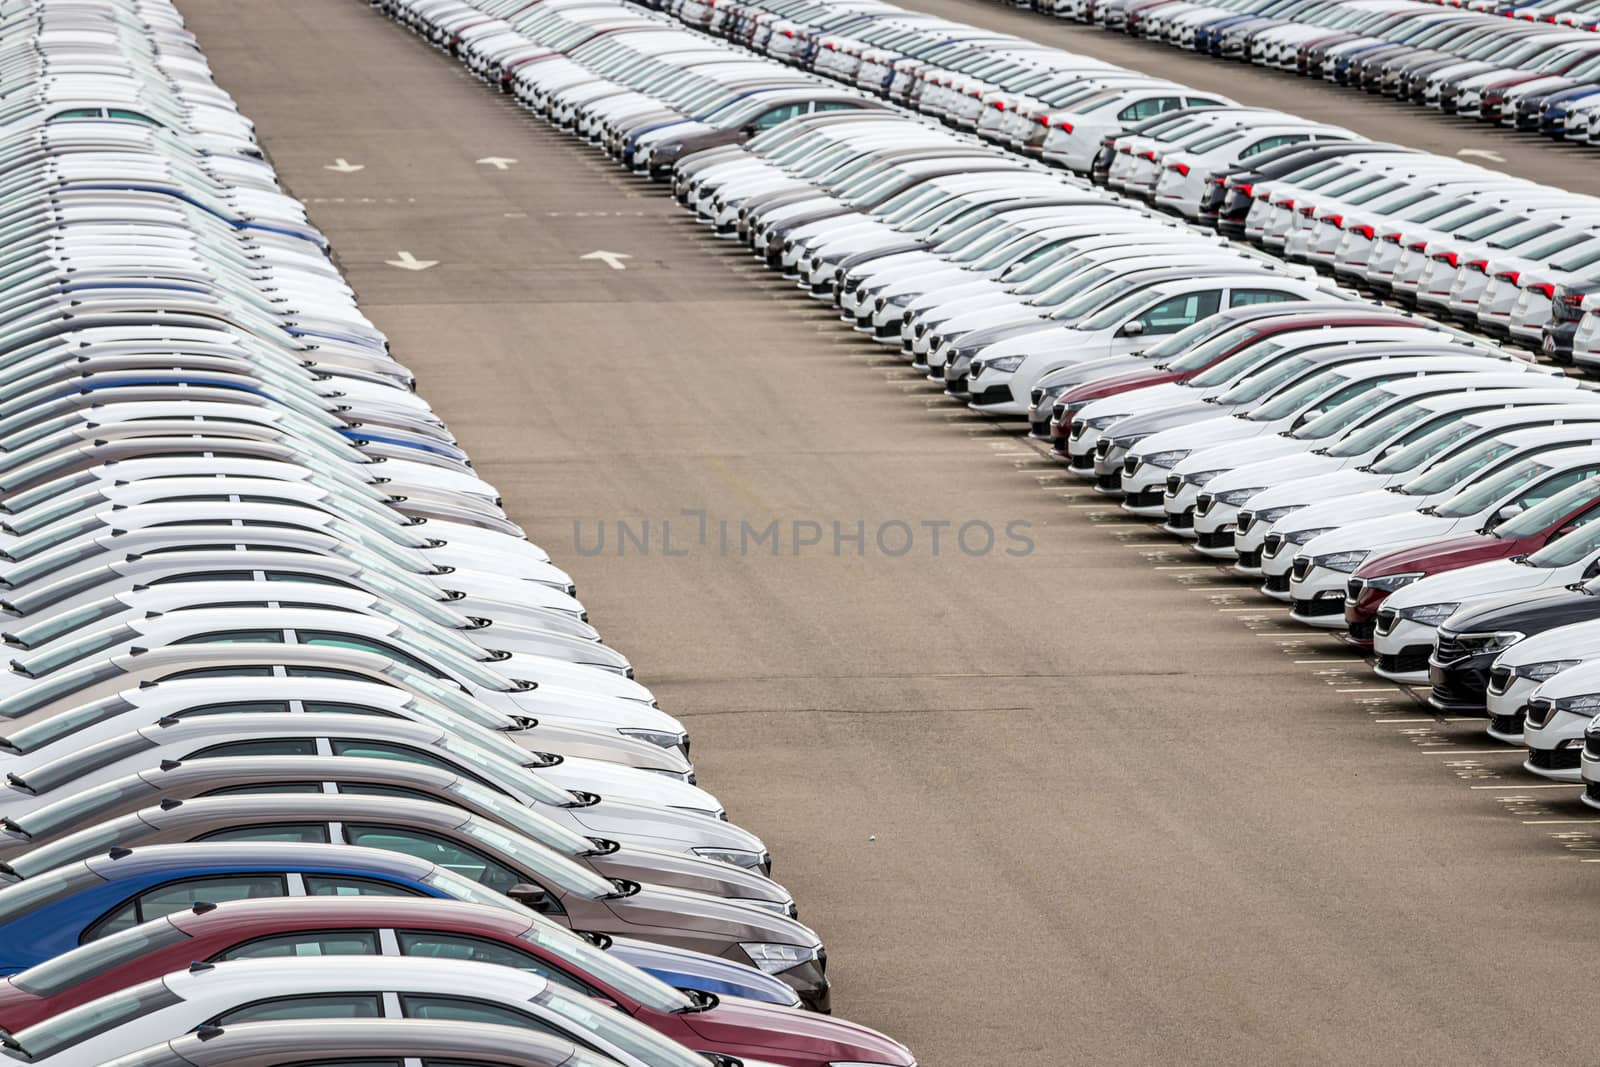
[896, 0, 1600, 193]
[178, 2, 1592, 1063]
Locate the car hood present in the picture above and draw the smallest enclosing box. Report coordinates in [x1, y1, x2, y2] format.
[1195, 447, 1339, 494]
[568, 796, 765, 854]
[1120, 402, 1244, 451]
[1384, 557, 1564, 612]
[607, 938, 799, 1007]
[607, 883, 817, 945]
[947, 314, 1053, 351]
[1357, 531, 1512, 580]
[1079, 381, 1195, 423]
[1060, 365, 1184, 405]
[1301, 511, 1462, 559]
[1154, 412, 1280, 468]
[1498, 617, 1600, 671]
[1037, 352, 1155, 391]
[1445, 586, 1600, 641]
[1242, 468, 1386, 512]
[683, 998, 913, 1064]
[1273, 488, 1422, 539]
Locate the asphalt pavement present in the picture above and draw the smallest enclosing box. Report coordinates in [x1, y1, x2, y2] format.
[175, 2, 1600, 1062]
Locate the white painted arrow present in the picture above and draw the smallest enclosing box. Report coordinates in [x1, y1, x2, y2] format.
[1457, 148, 1506, 163]
[386, 251, 438, 271]
[477, 156, 518, 170]
[581, 250, 631, 271]
[324, 158, 365, 173]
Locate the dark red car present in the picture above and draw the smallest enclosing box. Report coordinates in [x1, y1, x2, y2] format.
[1343, 476, 1600, 645]
[1049, 308, 1423, 456]
[0, 897, 912, 1067]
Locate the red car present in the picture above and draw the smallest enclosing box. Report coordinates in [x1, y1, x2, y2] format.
[1343, 477, 1600, 645]
[0, 897, 913, 1067]
[1050, 308, 1421, 458]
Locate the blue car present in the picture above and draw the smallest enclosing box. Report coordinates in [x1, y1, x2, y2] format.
[0, 842, 802, 1007]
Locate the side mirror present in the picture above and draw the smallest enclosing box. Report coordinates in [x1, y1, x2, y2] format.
[507, 883, 550, 908]
[740, 123, 758, 135]
[1487, 502, 1525, 530]
[1118, 320, 1145, 338]
[1585, 558, 1600, 581]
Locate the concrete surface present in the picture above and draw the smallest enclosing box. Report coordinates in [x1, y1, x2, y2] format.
[172, 2, 1600, 1063]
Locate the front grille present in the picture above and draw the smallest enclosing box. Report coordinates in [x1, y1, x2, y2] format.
[1197, 529, 1234, 550]
[1124, 455, 1140, 477]
[1488, 709, 1525, 736]
[1434, 632, 1470, 665]
[1094, 437, 1111, 458]
[1235, 512, 1254, 535]
[1587, 779, 1600, 802]
[1378, 649, 1430, 675]
[1528, 746, 1582, 771]
[1236, 548, 1262, 569]
[1069, 452, 1094, 471]
[1095, 473, 1122, 492]
[1293, 595, 1344, 617]
[1195, 493, 1214, 517]
[1348, 618, 1376, 642]
[1166, 474, 1182, 496]
[1487, 666, 1513, 696]
[1124, 488, 1163, 508]
[1291, 557, 1311, 581]
[1166, 509, 1193, 530]
[1263, 533, 1285, 558]
[1526, 699, 1557, 730]
[1375, 608, 1397, 637]
[1264, 572, 1291, 593]
[1346, 578, 1364, 601]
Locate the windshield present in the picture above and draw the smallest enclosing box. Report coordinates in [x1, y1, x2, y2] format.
[455, 818, 618, 898]
[446, 780, 596, 857]
[1075, 287, 1161, 331]
[10, 980, 181, 1060]
[1212, 354, 1313, 406]
[1496, 477, 1600, 538]
[10, 917, 190, 997]
[1401, 441, 1516, 496]
[0, 694, 135, 755]
[1323, 404, 1428, 458]
[1432, 458, 1554, 518]
[435, 736, 573, 806]
[1247, 370, 1358, 424]
[517, 920, 691, 1014]
[1526, 514, 1600, 567]
[7, 596, 129, 650]
[533, 985, 710, 1067]
[1289, 382, 1405, 439]
[1161, 323, 1262, 372]
[1187, 340, 1287, 389]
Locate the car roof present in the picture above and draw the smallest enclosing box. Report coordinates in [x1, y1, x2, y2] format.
[149, 1018, 584, 1067]
[169, 892, 532, 937]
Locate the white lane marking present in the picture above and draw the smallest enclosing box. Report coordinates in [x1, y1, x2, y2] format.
[1457, 148, 1507, 163]
[385, 251, 437, 271]
[581, 250, 632, 270]
[477, 156, 518, 169]
[324, 157, 364, 172]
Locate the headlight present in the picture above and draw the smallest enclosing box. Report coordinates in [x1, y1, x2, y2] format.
[983, 354, 1026, 374]
[1253, 505, 1304, 525]
[1397, 602, 1460, 626]
[618, 727, 688, 752]
[1450, 630, 1526, 656]
[1214, 486, 1265, 507]
[1311, 550, 1368, 574]
[692, 846, 769, 870]
[1083, 413, 1123, 431]
[741, 941, 818, 974]
[1285, 526, 1337, 546]
[1364, 571, 1423, 593]
[1140, 449, 1190, 469]
[653, 142, 685, 161]
[1184, 469, 1227, 488]
[1560, 693, 1600, 714]
[1517, 659, 1581, 683]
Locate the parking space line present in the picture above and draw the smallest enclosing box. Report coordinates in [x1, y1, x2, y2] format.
[1470, 783, 1578, 790]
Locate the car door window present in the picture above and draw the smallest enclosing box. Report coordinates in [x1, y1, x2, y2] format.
[201, 782, 325, 796]
[344, 825, 522, 893]
[1135, 291, 1222, 335]
[399, 995, 570, 1041]
[198, 823, 333, 845]
[159, 666, 277, 680]
[1118, 96, 1178, 121]
[85, 875, 287, 942]
[215, 931, 380, 960]
[1242, 133, 1310, 158]
[396, 931, 596, 996]
[297, 632, 443, 677]
[1517, 466, 1600, 509]
[1228, 288, 1299, 308]
[1187, 96, 1227, 107]
[301, 875, 420, 897]
[213, 994, 383, 1024]
[186, 738, 321, 758]
[106, 109, 158, 124]
[328, 739, 487, 784]
[173, 700, 294, 717]
[172, 629, 284, 645]
[751, 102, 806, 130]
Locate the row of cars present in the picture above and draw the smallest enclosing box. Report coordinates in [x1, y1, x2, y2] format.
[381, 0, 1600, 898]
[0, 2, 918, 1066]
[1030, 0, 1600, 146]
[641, 0, 1600, 371]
